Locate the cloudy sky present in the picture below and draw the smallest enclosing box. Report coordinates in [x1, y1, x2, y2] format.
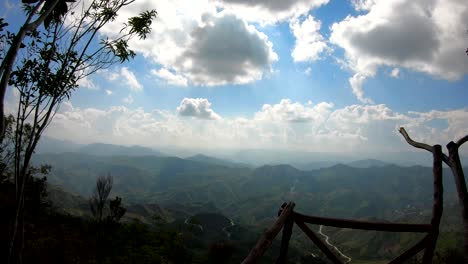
[3, 0, 468, 154]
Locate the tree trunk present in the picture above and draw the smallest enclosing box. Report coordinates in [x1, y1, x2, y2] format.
[447, 142, 468, 264]
[0, 0, 59, 141]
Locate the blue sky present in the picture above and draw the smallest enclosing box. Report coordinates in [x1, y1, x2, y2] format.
[3, 0, 468, 154]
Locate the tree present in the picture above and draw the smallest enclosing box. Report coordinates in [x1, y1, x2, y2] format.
[0, 0, 73, 141]
[4, 1, 156, 263]
[89, 174, 127, 263]
[108, 196, 126, 223]
[399, 127, 468, 264]
[89, 174, 126, 224]
[89, 174, 113, 224]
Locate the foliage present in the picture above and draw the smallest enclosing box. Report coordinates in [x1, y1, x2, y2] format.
[89, 174, 113, 223]
[108, 196, 126, 222]
[0, 174, 194, 264]
[2, 1, 156, 263]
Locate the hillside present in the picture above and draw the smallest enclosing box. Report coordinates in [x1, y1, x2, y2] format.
[36, 152, 460, 222]
[39, 151, 465, 262]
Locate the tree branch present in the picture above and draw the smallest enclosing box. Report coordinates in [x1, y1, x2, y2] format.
[399, 127, 450, 164]
[456, 134, 468, 148]
[399, 127, 434, 152]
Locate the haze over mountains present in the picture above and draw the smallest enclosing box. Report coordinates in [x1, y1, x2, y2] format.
[34, 136, 466, 262]
[36, 136, 467, 168]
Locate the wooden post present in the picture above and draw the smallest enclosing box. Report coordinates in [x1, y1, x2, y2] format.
[447, 141, 468, 264]
[422, 144, 443, 263]
[276, 214, 294, 264]
[388, 235, 430, 264]
[295, 220, 343, 264]
[242, 202, 295, 264]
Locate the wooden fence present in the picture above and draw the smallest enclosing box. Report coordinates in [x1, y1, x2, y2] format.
[242, 145, 444, 264]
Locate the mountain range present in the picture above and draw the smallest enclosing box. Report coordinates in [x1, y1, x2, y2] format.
[35, 140, 466, 262]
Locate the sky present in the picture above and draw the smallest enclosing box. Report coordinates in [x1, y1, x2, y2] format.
[3, 0, 468, 154]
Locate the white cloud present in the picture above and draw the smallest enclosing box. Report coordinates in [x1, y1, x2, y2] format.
[390, 68, 400, 78]
[176, 98, 221, 120]
[304, 67, 312, 75]
[349, 73, 373, 104]
[351, 0, 376, 11]
[213, 0, 330, 24]
[255, 99, 333, 123]
[330, 0, 468, 102]
[77, 75, 99, 90]
[105, 90, 113, 95]
[106, 72, 119, 81]
[100, 1, 278, 87]
[120, 67, 143, 92]
[44, 99, 468, 153]
[151, 68, 188, 87]
[290, 15, 329, 62]
[179, 13, 278, 86]
[123, 94, 134, 104]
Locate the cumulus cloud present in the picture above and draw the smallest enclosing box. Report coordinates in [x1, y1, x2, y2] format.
[255, 99, 333, 123]
[176, 98, 221, 120]
[120, 67, 143, 91]
[151, 68, 188, 87]
[182, 13, 278, 86]
[350, 0, 376, 11]
[213, 0, 329, 23]
[290, 15, 329, 62]
[123, 94, 134, 104]
[349, 73, 373, 104]
[44, 99, 468, 153]
[100, 67, 143, 91]
[100, 1, 278, 87]
[77, 75, 99, 90]
[105, 90, 113, 95]
[330, 0, 468, 101]
[390, 68, 400, 78]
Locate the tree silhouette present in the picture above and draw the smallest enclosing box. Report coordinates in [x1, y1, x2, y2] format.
[400, 127, 468, 264]
[0, 0, 73, 141]
[4, 1, 156, 263]
[89, 175, 113, 224]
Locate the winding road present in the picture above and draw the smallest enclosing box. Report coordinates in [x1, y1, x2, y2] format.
[318, 225, 352, 263]
[184, 216, 236, 239]
[184, 217, 203, 231]
[222, 218, 236, 239]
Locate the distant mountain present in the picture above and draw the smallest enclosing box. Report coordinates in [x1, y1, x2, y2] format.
[39, 150, 467, 263]
[187, 154, 250, 168]
[36, 151, 462, 225]
[78, 143, 164, 157]
[292, 161, 338, 170]
[36, 136, 83, 154]
[346, 159, 391, 168]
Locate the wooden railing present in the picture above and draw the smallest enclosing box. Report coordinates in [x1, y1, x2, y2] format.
[242, 145, 444, 264]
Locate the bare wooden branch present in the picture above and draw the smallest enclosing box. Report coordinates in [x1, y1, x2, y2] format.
[456, 134, 468, 148]
[295, 220, 343, 264]
[242, 202, 295, 264]
[399, 127, 434, 153]
[293, 213, 431, 233]
[422, 145, 443, 263]
[388, 235, 430, 264]
[399, 127, 450, 164]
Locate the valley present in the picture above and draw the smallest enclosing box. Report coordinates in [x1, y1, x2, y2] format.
[32, 142, 465, 263]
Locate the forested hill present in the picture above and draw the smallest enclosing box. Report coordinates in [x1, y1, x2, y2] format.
[32, 150, 466, 262]
[34, 152, 460, 223]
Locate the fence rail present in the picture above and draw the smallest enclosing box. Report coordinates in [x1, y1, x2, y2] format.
[241, 145, 444, 264]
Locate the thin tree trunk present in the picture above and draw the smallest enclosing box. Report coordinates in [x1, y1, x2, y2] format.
[447, 142, 468, 264]
[0, 0, 59, 141]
